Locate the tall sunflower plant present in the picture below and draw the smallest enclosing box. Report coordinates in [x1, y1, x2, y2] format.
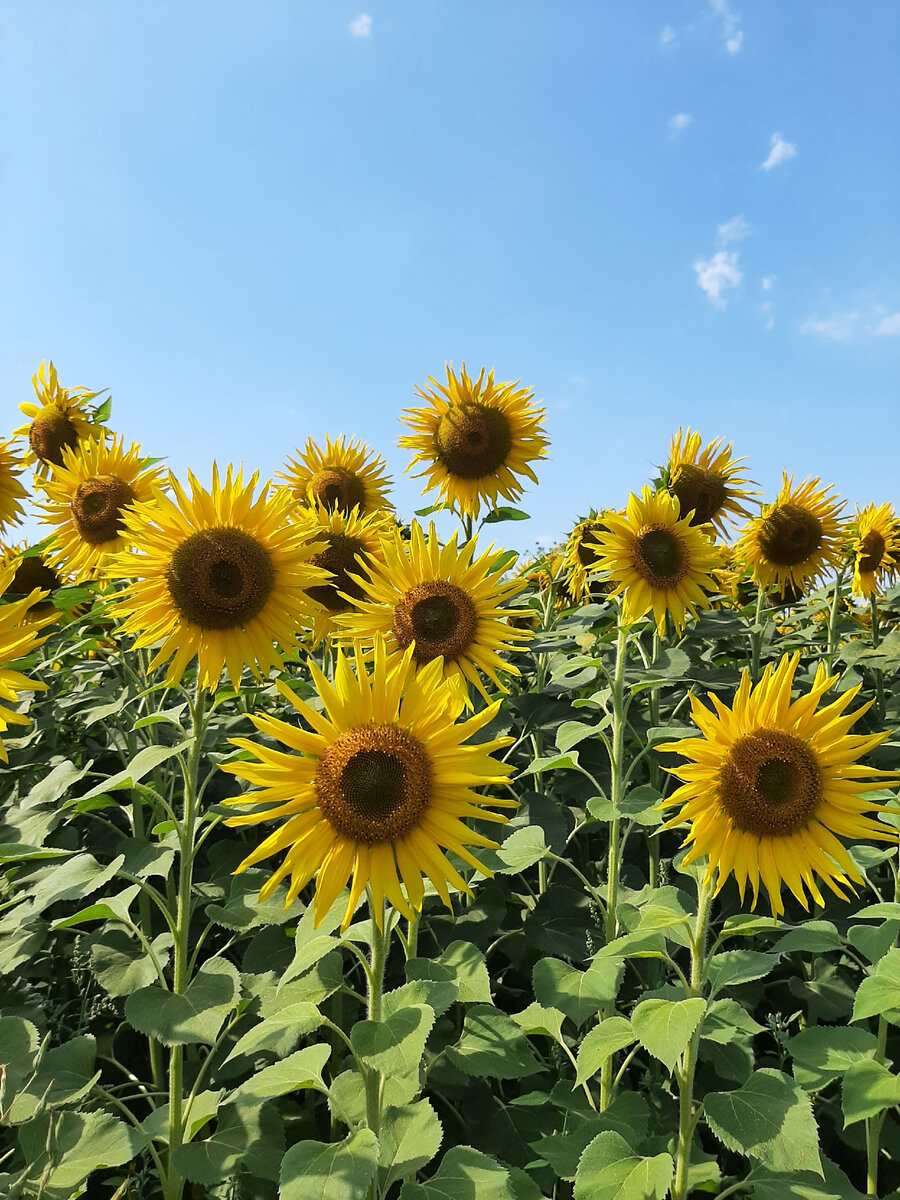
[2, 380, 900, 1200]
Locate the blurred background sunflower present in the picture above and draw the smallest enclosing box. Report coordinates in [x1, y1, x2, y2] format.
[14, 360, 106, 475]
[665, 427, 757, 536]
[278, 434, 392, 518]
[850, 502, 900, 599]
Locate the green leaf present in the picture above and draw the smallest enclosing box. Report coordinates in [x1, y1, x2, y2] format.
[483, 507, 531, 524]
[280, 930, 342, 987]
[125, 957, 240, 1045]
[232, 1043, 331, 1104]
[351, 1004, 434, 1078]
[448, 1005, 543, 1079]
[5, 1035, 99, 1124]
[532, 1094, 649, 1180]
[90, 929, 171, 997]
[17, 1111, 146, 1192]
[398, 1145, 516, 1200]
[704, 1069, 822, 1175]
[0, 1017, 38, 1096]
[519, 753, 580, 777]
[787, 1026, 878, 1092]
[51, 884, 141, 930]
[556, 721, 606, 754]
[437, 941, 492, 1003]
[848, 920, 900, 964]
[496, 827, 549, 873]
[24, 852, 125, 914]
[225, 1002, 324, 1064]
[851, 948, 900, 1023]
[631, 998, 706, 1072]
[172, 1101, 284, 1184]
[384, 972, 459, 1022]
[700, 999, 766, 1045]
[707, 951, 779, 996]
[773, 921, 842, 955]
[77, 742, 190, 800]
[280, 1128, 379, 1200]
[575, 1018, 636, 1084]
[142, 1089, 223, 1144]
[842, 1060, 900, 1126]
[533, 958, 624, 1026]
[206, 868, 297, 930]
[0, 844, 76, 863]
[93, 394, 113, 422]
[512, 1003, 567, 1043]
[574, 1131, 673, 1200]
[379, 1099, 443, 1190]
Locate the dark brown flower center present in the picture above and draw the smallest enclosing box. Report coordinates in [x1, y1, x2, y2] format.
[29, 409, 79, 466]
[309, 468, 365, 515]
[669, 464, 728, 526]
[769, 578, 806, 607]
[634, 526, 687, 587]
[758, 504, 823, 567]
[435, 403, 513, 479]
[719, 728, 821, 836]
[858, 530, 886, 575]
[392, 580, 478, 664]
[4, 554, 61, 596]
[166, 527, 274, 630]
[71, 475, 135, 545]
[315, 724, 431, 843]
[576, 525, 608, 567]
[307, 534, 369, 613]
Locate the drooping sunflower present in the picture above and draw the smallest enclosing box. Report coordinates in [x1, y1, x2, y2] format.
[222, 638, 516, 930]
[658, 653, 899, 917]
[0, 441, 29, 532]
[592, 488, 721, 634]
[335, 521, 532, 702]
[399, 363, 549, 520]
[291, 502, 393, 643]
[0, 564, 56, 762]
[736, 474, 846, 594]
[35, 437, 165, 582]
[850, 503, 900, 599]
[104, 465, 329, 691]
[665, 428, 757, 536]
[14, 361, 106, 475]
[562, 512, 616, 602]
[278, 435, 392, 518]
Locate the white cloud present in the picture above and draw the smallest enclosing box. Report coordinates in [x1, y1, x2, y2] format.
[726, 31, 743, 53]
[660, 25, 676, 45]
[761, 276, 774, 291]
[716, 214, 752, 245]
[349, 13, 372, 37]
[801, 313, 858, 340]
[669, 113, 693, 134]
[694, 250, 743, 308]
[761, 132, 797, 171]
[874, 313, 900, 337]
[710, 0, 743, 53]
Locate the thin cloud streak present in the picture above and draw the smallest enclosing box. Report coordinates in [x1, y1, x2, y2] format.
[761, 132, 797, 170]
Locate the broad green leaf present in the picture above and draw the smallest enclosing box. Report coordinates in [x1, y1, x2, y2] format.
[533, 957, 624, 1026]
[704, 1069, 822, 1175]
[142, 1089, 223, 1144]
[232, 1043, 331, 1104]
[328, 1067, 418, 1130]
[280, 1128, 379, 1200]
[556, 721, 606, 754]
[787, 1026, 878, 1092]
[172, 1101, 284, 1184]
[280, 934, 342, 987]
[0, 844, 75, 863]
[496, 827, 549, 873]
[519, 753, 580, 777]
[17, 1111, 146, 1191]
[631, 998, 706, 1072]
[773, 921, 842, 955]
[398, 1145, 516, 1200]
[512, 1003, 566, 1043]
[125, 957, 240, 1045]
[842, 1060, 900, 1126]
[532, 1094, 649, 1181]
[51, 884, 141, 930]
[205, 868, 297, 930]
[483, 507, 531, 524]
[385, 974, 459, 1021]
[78, 742, 190, 800]
[0, 1017, 39, 1096]
[225, 1002, 324, 1064]
[700, 999, 766, 1045]
[5, 1035, 99, 1124]
[574, 1131, 673, 1200]
[24, 852, 125, 914]
[851, 949, 900, 1023]
[379, 1099, 443, 1189]
[448, 1005, 543, 1079]
[437, 941, 492, 1003]
[90, 929, 171, 997]
[575, 1018, 636, 1084]
[707, 951, 779, 996]
[351, 1004, 434, 1078]
[848, 921, 900, 964]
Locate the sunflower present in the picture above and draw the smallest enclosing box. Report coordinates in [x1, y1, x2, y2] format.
[399, 363, 549, 520]
[1, 543, 66, 622]
[291, 502, 392, 643]
[658, 653, 899, 917]
[222, 638, 516, 930]
[850, 503, 900, 599]
[14, 361, 106, 475]
[665, 428, 757, 536]
[104, 465, 329, 691]
[0, 563, 55, 762]
[562, 512, 616, 602]
[736, 474, 846, 594]
[335, 521, 532, 702]
[35, 437, 164, 582]
[278, 435, 392, 518]
[0, 441, 28, 532]
[592, 488, 721, 634]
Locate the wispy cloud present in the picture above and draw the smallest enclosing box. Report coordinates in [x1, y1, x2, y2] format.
[716, 214, 752, 246]
[694, 251, 743, 309]
[669, 113, 693, 134]
[761, 132, 797, 171]
[726, 31, 743, 54]
[761, 276, 774, 291]
[801, 313, 858, 340]
[660, 25, 676, 45]
[710, 0, 743, 53]
[349, 13, 372, 37]
[874, 313, 900, 337]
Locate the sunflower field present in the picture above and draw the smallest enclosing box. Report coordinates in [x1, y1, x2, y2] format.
[2, 360, 900, 1200]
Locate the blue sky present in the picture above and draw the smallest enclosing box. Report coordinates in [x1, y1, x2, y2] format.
[2, 0, 898, 554]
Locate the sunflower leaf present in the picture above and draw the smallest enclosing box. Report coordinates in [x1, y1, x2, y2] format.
[351, 1003, 435, 1079]
[398, 1145, 517, 1200]
[574, 1131, 673, 1200]
[575, 1018, 636, 1084]
[379, 1099, 443, 1190]
[280, 1128, 379, 1200]
[851, 948, 900, 1022]
[842, 1060, 900, 1126]
[125, 957, 240, 1045]
[631, 998, 706, 1073]
[704, 1069, 822, 1175]
[483, 507, 531, 524]
[448, 1005, 543, 1079]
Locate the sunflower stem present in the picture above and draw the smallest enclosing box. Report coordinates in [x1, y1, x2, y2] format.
[825, 565, 846, 673]
[870, 593, 885, 721]
[365, 893, 389, 1199]
[866, 852, 900, 1195]
[671, 873, 715, 1200]
[647, 628, 662, 887]
[750, 586, 766, 682]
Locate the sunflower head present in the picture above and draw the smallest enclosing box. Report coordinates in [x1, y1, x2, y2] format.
[221, 637, 516, 930]
[658, 653, 899, 918]
[849, 503, 900, 599]
[277, 435, 393, 518]
[104, 464, 330, 691]
[736, 474, 846, 593]
[0, 562, 56, 760]
[562, 512, 617, 602]
[399, 363, 549, 520]
[592, 488, 721, 634]
[1, 543, 66, 623]
[14, 361, 107, 475]
[0, 441, 29, 533]
[665, 428, 758, 535]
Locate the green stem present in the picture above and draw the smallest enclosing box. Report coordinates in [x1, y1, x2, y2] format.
[866, 852, 900, 1195]
[825, 566, 846, 673]
[165, 687, 207, 1200]
[870, 594, 885, 721]
[647, 629, 662, 888]
[672, 876, 715, 1200]
[750, 587, 766, 683]
[365, 896, 390, 1200]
